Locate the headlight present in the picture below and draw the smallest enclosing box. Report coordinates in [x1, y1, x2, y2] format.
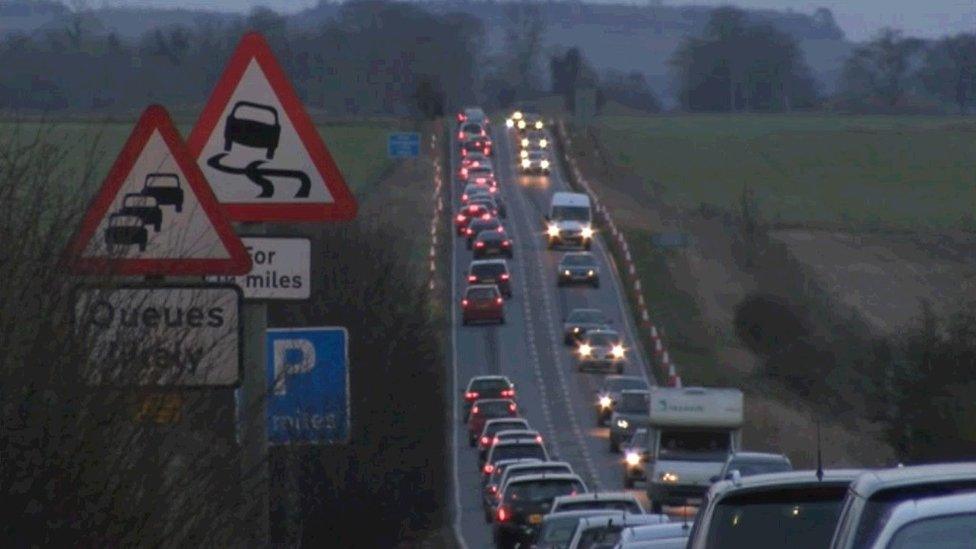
[616, 418, 629, 429]
[513, 110, 523, 120]
[521, 159, 531, 168]
[587, 269, 595, 277]
[578, 344, 592, 356]
[505, 118, 514, 128]
[581, 226, 594, 239]
[572, 327, 580, 333]
[539, 138, 548, 148]
[521, 138, 529, 147]
[598, 395, 612, 408]
[625, 452, 641, 466]
[563, 269, 571, 276]
[611, 345, 625, 359]
[520, 149, 529, 158]
[535, 121, 544, 129]
[548, 224, 560, 237]
[660, 472, 680, 483]
[517, 120, 526, 129]
[541, 160, 550, 169]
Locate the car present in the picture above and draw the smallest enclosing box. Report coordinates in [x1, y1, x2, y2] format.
[119, 193, 162, 232]
[488, 461, 575, 519]
[557, 252, 600, 288]
[469, 196, 506, 219]
[455, 203, 491, 236]
[575, 329, 627, 374]
[608, 389, 650, 453]
[493, 473, 588, 549]
[546, 192, 593, 250]
[459, 152, 489, 179]
[483, 438, 550, 480]
[520, 150, 551, 175]
[463, 164, 496, 186]
[594, 375, 649, 426]
[465, 217, 504, 249]
[142, 172, 184, 212]
[550, 492, 647, 515]
[461, 284, 505, 326]
[519, 130, 548, 150]
[855, 491, 976, 548]
[457, 106, 488, 127]
[474, 231, 514, 260]
[461, 135, 492, 157]
[463, 375, 516, 421]
[461, 182, 498, 204]
[478, 418, 532, 455]
[534, 510, 632, 549]
[483, 458, 545, 521]
[480, 430, 543, 467]
[829, 462, 976, 549]
[563, 308, 612, 346]
[458, 121, 487, 142]
[223, 101, 281, 159]
[514, 112, 545, 133]
[467, 398, 519, 446]
[104, 213, 148, 252]
[617, 522, 694, 547]
[710, 451, 793, 482]
[566, 514, 670, 549]
[622, 428, 651, 488]
[686, 469, 864, 549]
[468, 259, 513, 297]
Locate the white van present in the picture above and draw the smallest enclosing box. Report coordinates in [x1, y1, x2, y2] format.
[545, 192, 593, 250]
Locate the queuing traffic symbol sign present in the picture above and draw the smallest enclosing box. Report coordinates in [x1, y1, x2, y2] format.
[63, 105, 252, 276]
[267, 327, 349, 445]
[207, 237, 310, 300]
[187, 32, 357, 222]
[73, 284, 242, 387]
[388, 132, 420, 158]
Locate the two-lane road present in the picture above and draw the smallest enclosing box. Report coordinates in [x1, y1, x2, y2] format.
[450, 123, 656, 548]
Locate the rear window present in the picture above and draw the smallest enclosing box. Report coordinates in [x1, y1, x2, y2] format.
[494, 444, 546, 462]
[585, 333, 618, 347]
[463, 123, 482, 133]
[607, 377, 647, 392]
[471, 219, 500, 231]
[472, 378, 510, 391]
[727, 458, 792, 477]
[477, 231, 504, 242]
[559, 501, 642, 514]
[618, 392, 650, 413]
[704, 485, 848, 549]
[577, 526, 624, 549]
[888, 512, 976, 549]
[505, 479, 585, 504]
[507, 465, 573, 484]
[659, 430, 730, 460]
[466, 287, 499, 300]
[539, 516, 583, 545]
[484, 422, 526, 437]
[475, 400, 511, 415]
[853, 481, 976, 547]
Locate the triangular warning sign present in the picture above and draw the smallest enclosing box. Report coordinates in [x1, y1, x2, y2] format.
[64, 105, 252, 276]
[187, 31, 357, 222]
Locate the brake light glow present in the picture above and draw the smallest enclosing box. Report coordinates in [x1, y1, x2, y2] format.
[481, 213, 491, 219]
[489, 485, 498, 494]
[481, 436, 490, 446]
[476, 242, 485, 248]
[497, 506, 508, 522]
[468, 205, 477, 212]
[492, 437, 500, 445]
[462, 194, 469, 202]
[508, 402, 517, 412]
[462, 299, 469, 308]
[500, 274, 510, 281]
[465, 391, 479, 400]
[535, 435, 543, 443]
[458, 132, 464, 139]
[497, 227, 504, 232]
[496, 297, 503, 305]
[500, 388, 514, 397]
[502, 240, 511, 247]
[472, 405, 479, 414]
[456, 214, 465, 222]
[483, 464, 494, 474]
[468, 275, 477, 282]
[457, 113, 465, 122]
[466, 228, 474, 235]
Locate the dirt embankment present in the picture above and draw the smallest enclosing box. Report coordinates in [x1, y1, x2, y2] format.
[570, 125, 905, 468]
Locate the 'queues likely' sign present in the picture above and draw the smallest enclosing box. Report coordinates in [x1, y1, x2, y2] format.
[208, 237, 310, 300]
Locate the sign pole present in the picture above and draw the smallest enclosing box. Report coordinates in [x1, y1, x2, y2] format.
[239, 222, 269, 545]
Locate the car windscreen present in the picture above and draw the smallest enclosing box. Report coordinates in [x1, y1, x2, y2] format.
[475, 400, 511, 415]
[463, 123, 483, 133]
[539, 516, 585, 546]
[552, 205, 590, 222]
[507, 466, 573, 485]
[887, 512, 976, 549]
[472, 378, 510, 391]
[559, 501, 642, 514]
[659, 430, 730, 460]
[505, 479, 585, 504]
[727, 459, 792, 477]
[477, 231, 504, 243]
[471, 219, 500, 231]
[466, 287, 498, 300]
[607, 378, 647, 392]
[618, 393, 650, 414]
[704, 485, 848, 549]
[494, 444, 546, 462]
[585, 333, 618, 347]
[569, 310, 606, 324]
[561, 254, 595, 266]
[852, 480, 976, 548]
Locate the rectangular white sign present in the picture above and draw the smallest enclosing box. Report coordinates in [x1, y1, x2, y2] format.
[208, 237, 310, 300]
[73, 285, 241, 386]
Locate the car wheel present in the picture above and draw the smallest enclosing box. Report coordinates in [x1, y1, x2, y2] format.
[484, 509, 493, 523]
[610, 438, 620, 453]
[651, 501, 663, 514]
[624, 476, 635, 489]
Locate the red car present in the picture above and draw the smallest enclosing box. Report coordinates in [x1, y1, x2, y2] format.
[461, 284, 505, 325]
[461, 136, 492, 157]
[467, 398, 519, 446]
[455, 204, 491, 236]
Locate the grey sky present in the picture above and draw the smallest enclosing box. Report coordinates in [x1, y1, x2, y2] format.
[104, 1, 976, 42]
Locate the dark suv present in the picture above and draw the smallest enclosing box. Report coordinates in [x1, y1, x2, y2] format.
[493, 473, 588, 549]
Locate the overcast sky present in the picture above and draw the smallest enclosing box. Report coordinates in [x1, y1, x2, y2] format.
[103, 1, 976, 42]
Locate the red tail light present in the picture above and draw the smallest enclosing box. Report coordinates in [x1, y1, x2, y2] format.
[456, 214, 465, 222]
[502, 240, 511, 247]
[483, 464, 494, 475]
[457, 113, 465, 122]
[489, 485, 498, 494]
[466, 228, 474, 235]
[500, 273, 510, 281]
[480, 436, 490, 446]
[461, 299, 469, 308]
[462, 194, 469, 202]
[500, 388, 514, 397]
[460, 169, 468, 178]
[476, 242, 485, 248]
[468, 275, 477, 282]
[492, 437, 501, 445]
[497, 227, 505, 233]
[468, 205, 477, 212]
[481, 213, 491, 219]
[471, 405, 479, 415]
[465, 391, 479, 400]
[489, 187, 497, 193]
[508, 402, 517, 412]
[496, 297, 503, 305]
[497, 506, 509, 522]
[458, 132, 464, 139]
[535, 435, 543, 443]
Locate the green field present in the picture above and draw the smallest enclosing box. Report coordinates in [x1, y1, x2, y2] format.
[593, 114, 976, 230]
[0, 120, 397, 197]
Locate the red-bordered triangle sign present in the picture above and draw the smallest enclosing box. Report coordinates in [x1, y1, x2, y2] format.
[64, 105, 252, 276]
[187, 31, 357, 222]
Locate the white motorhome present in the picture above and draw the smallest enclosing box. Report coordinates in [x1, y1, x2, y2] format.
[545, 192, 593, 250]
[643, 387, 744, 513]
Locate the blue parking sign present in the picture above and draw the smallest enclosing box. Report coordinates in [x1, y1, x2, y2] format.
[266, 327, 349, 445]
[388, 132, 420, 158]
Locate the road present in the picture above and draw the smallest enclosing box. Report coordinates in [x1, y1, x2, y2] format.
[449, 124, 658, 547]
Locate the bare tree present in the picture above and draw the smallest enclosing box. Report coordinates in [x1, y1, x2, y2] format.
[920, 33, 976, 114]
[841, 28, 925, 108]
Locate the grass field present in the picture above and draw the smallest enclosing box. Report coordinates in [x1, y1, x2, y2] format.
[0, 120, 397, 197]
[593, 114, 976, 231]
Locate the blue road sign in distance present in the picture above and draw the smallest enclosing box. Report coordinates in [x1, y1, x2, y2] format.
[266, 327, 349, 445]
[388, 132, 420, 158]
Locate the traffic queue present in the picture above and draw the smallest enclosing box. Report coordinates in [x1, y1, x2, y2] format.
[454, 106, 976, 549]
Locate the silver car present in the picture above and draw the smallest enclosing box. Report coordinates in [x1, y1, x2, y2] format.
[557, 252, 600, 288]
[575, 329, 627, 374]
[862, 491, 976, 548]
